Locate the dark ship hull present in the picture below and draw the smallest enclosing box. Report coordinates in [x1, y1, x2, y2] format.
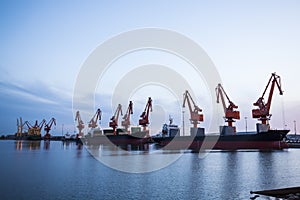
[84, 129, 149, 146]
[153, 130, 289, 151]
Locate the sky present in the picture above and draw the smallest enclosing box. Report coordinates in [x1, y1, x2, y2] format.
[1, 0, 300, 136]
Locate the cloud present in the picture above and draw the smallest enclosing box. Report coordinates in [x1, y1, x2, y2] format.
[0, 81, 74, 135]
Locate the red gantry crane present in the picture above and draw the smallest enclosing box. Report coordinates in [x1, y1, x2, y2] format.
[121, 101, 133, 133]
[88, 109, 102, 128]
[182, 90, 203, 128]
[75, 111, 85, 138]
[44, 118, 56, 139]
[215, 84, 240, 127]
[252, 72, 283, 125]
[109, 104, 123, 135]
[139, 97, 152, 132]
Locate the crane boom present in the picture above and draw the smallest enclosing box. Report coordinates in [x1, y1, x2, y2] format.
[182, 90, 203, 128]
[109, 104, 123, 135]
[44, 118, 56, 139]
[121, 101, 133, 133]
[215, 84, 240, 127]
[75, 111, 85, 138]
[252, 72, 283, 125]
[139, 97, 152, 131]
[88, 109, 102, 128]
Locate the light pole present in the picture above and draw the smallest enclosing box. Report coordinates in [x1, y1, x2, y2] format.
[62, 124, 64, 136]
[294, 120, 297, 135]
[245, 117, 248, 133]
[182, 110, 185, 136]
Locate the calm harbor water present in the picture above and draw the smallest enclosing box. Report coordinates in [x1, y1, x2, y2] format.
[0, 140, 300, 200]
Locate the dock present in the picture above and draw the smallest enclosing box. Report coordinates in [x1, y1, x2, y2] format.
[251, 187, 300, 199]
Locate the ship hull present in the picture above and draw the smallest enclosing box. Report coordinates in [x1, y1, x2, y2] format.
[153, 130, 289, 151]
[84, 131, 149, 146]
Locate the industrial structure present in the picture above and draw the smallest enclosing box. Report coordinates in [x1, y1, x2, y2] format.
[252, 73, 283, 132]
[75, 111, 84, 138]
[25, 119, 46, 139]
[16, 117, 25, 137]
[216, 84, 240, 127]
[139, 97, 152, 132]
[121, 101, 133, 133]
[44, 118, 56, 139]
[182, 90, 204, 128]
[88, 109, 101, 128]
[109, 104, 123, 135]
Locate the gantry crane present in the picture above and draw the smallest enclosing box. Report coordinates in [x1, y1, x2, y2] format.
[109, 104, 123, 135]
[121, 101, 133, 133]
[252, 72, 283, 125]
[215, 83, 240, 127]
[139, 97, 152, 131]
[44, 118, 56, 139]
[182, 90, 203, 128]
[88, 108, 102, 128]
[25, 119, 46, 136]
[75, 111, 85, 138]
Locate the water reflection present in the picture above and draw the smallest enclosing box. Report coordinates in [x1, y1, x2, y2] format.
[44, 140, 50, 150]
[15, 140, 41, 151]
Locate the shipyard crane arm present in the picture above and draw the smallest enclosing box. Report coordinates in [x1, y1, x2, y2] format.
[25, 121, 33, 129]
[252, 73, 283, 124]
[44, 118, 56, 133]
[121, 101, 133, 130]
[215, 84, 240, 126]
[182, 90, 203, 128]
[88, 109, 102, 128]
[75, 111, 85, 137]
[75, 111, 84, 127]
[38, 119, 46, 129]
[139, 97, 152, 127]
[109, 104, 123, 127]
[109, 104, 123, 135]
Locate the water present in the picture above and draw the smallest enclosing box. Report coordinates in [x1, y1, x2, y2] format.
[0, 140, 300, 200]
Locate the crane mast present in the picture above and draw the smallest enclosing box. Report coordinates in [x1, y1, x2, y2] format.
[139, 97, 152, 132]
[121, 101, 133, 133]
[75, 111, 85, 138]
[215, 84, 240, 127]
[109, 104, 123, 135]
[252, 73, 283, 125]
[182, 90, 203, 128]
[88, 108, 102, 128]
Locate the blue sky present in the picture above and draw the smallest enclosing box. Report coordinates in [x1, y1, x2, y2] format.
[1, 0, 300, 135]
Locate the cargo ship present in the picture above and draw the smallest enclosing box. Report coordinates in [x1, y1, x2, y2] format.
[152, 123, 289, 151]
[81, 73, 289, 150]
[152, 72, 289, 151]
[83, 127, 149, 146]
